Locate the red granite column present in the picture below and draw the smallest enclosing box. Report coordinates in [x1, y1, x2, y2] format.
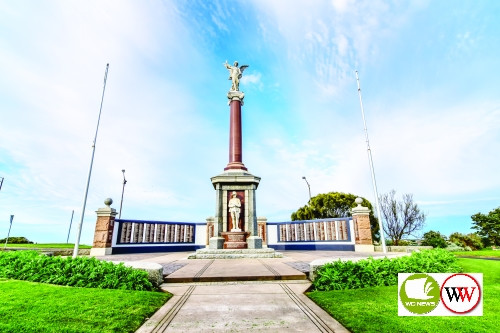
[225, 94, 247, 171]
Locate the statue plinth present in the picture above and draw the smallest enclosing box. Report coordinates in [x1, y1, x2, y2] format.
[227, 91, 245, 104]
[222, 231, 249, 249]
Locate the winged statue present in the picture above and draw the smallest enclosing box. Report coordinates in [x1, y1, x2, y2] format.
[224, 60, 249, 91]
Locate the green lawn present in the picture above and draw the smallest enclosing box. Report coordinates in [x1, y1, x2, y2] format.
[453, 249, 500, 258]
[0, 279, 170, 333]
[308, 259, 500, 333]
[3, 243, 92, 249]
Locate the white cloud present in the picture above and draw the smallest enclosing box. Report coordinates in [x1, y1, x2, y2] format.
[241, 72, 262, 89]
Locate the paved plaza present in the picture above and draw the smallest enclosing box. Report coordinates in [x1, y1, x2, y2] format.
[97, 250, 405, 332]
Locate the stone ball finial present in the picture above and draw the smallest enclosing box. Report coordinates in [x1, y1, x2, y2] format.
[355, 197, 363, 206]
[104, 198, 113, 207]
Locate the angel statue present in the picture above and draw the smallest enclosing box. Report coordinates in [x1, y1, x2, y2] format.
[224, 60, 248, 91]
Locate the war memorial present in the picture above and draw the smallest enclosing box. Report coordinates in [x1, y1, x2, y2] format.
[89, 61, 374, 257]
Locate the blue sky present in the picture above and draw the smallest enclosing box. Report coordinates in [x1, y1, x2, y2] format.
[1, 0, 499, 245]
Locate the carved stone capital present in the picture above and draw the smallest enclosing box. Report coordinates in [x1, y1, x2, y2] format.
[227, 90, 245, 104]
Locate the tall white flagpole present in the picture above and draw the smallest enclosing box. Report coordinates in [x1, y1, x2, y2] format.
[73, 64, 109, 258]
[355, 70, 387, 253]
[4, 215, 14, 249]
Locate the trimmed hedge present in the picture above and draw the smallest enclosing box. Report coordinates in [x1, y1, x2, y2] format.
[312, 249, 462, 291]
[0, 251, 155, 291]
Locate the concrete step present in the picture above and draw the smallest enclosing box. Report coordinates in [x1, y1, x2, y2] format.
[188, 248, 283, 259]
[163, 258, 307, 283]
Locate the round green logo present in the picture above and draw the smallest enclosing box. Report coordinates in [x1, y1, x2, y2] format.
[400, 274, 440, 314]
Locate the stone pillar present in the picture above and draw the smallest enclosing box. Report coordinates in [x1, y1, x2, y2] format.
[206, 217, 215, 246]
[257, 217, 267, 245]
[90, 198, 117, 256]
[225, 91, 247, 171]
[351, 197, 375, 252]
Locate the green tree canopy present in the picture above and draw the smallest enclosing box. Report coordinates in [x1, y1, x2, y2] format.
[449, 232, 484, 250]
[471, 207, 500, 246]
[290, 192, 380, 241]
[0, 236, 33, 244]
[421, 230, 447, 248]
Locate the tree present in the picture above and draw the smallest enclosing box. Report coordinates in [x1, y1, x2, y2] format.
[0, 236, 33, 244]
[421, 230, 447, 248]
[471, 207, 500, 246]
[378, 190, 426, 246]
[291, 192, 380, 241]
[449, 232, 484, 250]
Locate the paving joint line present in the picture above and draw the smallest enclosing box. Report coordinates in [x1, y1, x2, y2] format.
[193, 259, 214, 282]
[280, 283, 336, 333]
[151, 285, 196, 333]
[259, 259, 281, 280]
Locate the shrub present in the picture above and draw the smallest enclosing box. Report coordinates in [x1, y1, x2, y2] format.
[421, 230, 447, 248]
[0, 236, 33, 244]
[0, 251, 156, 291]
[312, 249, 461, 291]
[449, 232, 484, 250]
[445, 242, 465, 252]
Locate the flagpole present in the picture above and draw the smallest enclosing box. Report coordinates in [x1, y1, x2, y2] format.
[73, 64, 109, 258]
[4, 215, 14, 249]
[355, 70, 387, 253]
[66, 210, 74, 243]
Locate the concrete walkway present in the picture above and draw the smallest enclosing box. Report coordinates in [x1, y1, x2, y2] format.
[97, 250, 405, 332]
[136, 281, 348, 333]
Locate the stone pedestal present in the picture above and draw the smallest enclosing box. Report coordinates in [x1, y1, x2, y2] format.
[209, 170, 263, 249]
[351, 198, 375, 252]
[90, 198, 117, 256]
[222, 231, 249, 249]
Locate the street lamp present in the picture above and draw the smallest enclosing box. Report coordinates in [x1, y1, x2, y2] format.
[119, 169, 127, 219]
[302, 176, 311, 202]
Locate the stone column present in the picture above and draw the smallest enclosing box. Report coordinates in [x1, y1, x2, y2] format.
[206, 217, 215, 246]
[90, 198, 117, 256]
[257, 217, 267, 245]
[351, 197, 375, 252]
[225, 91, 247, 171]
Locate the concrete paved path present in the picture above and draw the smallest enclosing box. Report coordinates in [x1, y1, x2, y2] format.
[136, 281, 349, 333]
[96, 250, 405, 332]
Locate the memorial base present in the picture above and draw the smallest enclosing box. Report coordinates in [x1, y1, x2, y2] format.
[222, 231, 249, 249]
[209, 236, 225, 249]
[188, 248, 282, 259]
[246, 236, 263, 249]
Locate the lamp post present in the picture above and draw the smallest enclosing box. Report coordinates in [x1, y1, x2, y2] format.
[119, 169, 127, 219]
[302, 176, 311, 202]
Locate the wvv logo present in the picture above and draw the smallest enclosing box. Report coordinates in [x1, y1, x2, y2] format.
[440, 274, 481, 314]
